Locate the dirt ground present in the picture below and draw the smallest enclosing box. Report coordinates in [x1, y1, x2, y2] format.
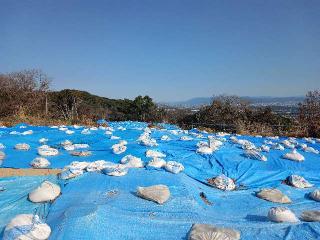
[0, 168, 61, 177]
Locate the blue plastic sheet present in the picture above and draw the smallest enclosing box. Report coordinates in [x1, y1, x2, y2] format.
[0, 121, 320, 239]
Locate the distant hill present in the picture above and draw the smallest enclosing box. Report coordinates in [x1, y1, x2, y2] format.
[161, 96, 305, 108]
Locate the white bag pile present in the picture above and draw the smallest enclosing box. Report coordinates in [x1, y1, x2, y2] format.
[28, 181, 60, 203]
[282, 149, 304, 162]
[268, 207, 298, 223]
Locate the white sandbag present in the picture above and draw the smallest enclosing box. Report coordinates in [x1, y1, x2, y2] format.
[65, 130, 74, 135]
[0, 143, 5, 149]
[287, 175, 313, 188]
[259, 145, 270, 152]
[140, 138, 158, 147]
[86, 160, 109, 172]
[39, 138, 48, 144]
[22, 130, 33, 135]
[67, 161, 89, 170]
[209, 138, 223, 148]
[59, 127, 68, 131]
[161, 135, 170, 141]
[256, 188, 291, 203]
[137, 184, 170, 204]
[216, 132, 230, 137]
[38, 145, 59, 156]
[112, 143, 127, 154]
[282, 140, 295, 149]
[64, 144, 75, 151]
[3, 214, 51, 240]
[118, 126, 126, 131]
[28, 181, 60, 203]
[241, 141, 256, 150]
[145, 149, 166, 158]
[120, 155, 144, 168]
[15, 143, 30, 151]
[61, 140, 73, 146]
[309, 189, 320, 202]
[165, 161, 184, 174]
[272, 144, 285, 151]
[103, 164, 128, 176]
[110, 135, 120, 140]
[147, 158, 166, 168]
[73, 143, 90, 149]
[70, 151, 92, 157]
[304, 137, 315, 144]
[300, 210, 320, 222]
[10, 131, 21, 135]
[302, 146, 319, 154]
[60, 167, 84, 180]
[180, 136, 193, 141]
[196, 146, 215, 155]
[30, 157, 50, 168]
[188, 224, 240, 240]
[244, 149, 267, 161]
[268, 207, 298, 223]
[208, 174, 236, 191]
[105, 130, 113, 135]
[105, 127, 114, 132]
[0, 151, 5, 161]
[282, 149, 304, 162]
[81, 128, 91, 135]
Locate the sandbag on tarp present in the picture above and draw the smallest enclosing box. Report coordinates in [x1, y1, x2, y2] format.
[136, 184, 170, 204]
[300, 210, 320, 222]
[268, 207, 299, 223]
[0, 175, 58, 239]
[28, 181, 61, 203]
[256, 188, 291, 203]
[188, 224, 240, 240]
[30, 157, 50, 168]
[3, 214, 51, 240]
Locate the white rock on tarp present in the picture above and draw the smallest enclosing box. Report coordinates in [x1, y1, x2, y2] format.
[147, 158, 166, 168]
[309, 189, 320, 202]
[0, 151, 5, 161]
[302, 146, 319, 154]
[22, 130, 33, 135]
[61, 140, 73, 146]
[65, 130, 74, 135]
[110, 135, 120, 140]
[30, 157, 50, 168]
[287, 175, 313, 188]
[103, 164, 128, 176]
[70, 151, 92, 157]
[180, 136, 193, 141]
[282, 140, 295, 149]
[38, 145, 59, 156]
[121, 155, 144, 168]
[268, 207, 299, 223]
[85, 160, 108, 172]
[137, 185, 170, 204]
[165, 161, 184, 174]
[81, 129, 91, 135]
[112, 143, 127, 154]
[73, 143, 90, 149]
[256, 188, 291, 203]
[28, 181, 61, 203]
[208, 174, 236, 191]
[259, 145, 270, 152]
[188, 224, 241, 240]
[14, 143, 30, 150]
[282, 149, 304, 162]
[272, 144, 285, 151]
[145, 149, 166, 158]
[161, 135, 170, 141]
[300, 210, 320, 222]
[3, 214, 51, 240]
[60, 167, 84, 180]
[244, 149, 267, 161]
[39, 138, 48, 144]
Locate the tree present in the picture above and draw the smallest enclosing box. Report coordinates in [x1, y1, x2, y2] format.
[132, 95, 156, 121]
[299, 90, 320, 137]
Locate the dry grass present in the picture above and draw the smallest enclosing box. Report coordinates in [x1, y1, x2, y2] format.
[0, 168, 61, 177]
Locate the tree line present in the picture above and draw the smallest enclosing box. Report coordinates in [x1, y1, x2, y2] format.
[0, 69, 319, 137]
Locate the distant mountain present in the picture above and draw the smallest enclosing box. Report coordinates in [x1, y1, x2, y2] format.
[161, 96, 305, 108]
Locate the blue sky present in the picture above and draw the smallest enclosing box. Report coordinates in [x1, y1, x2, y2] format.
[1, 0, 319, 101]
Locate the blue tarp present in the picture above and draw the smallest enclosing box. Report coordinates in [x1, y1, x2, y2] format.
[0, 121, 320, 239]
[0, 175, 59, 238]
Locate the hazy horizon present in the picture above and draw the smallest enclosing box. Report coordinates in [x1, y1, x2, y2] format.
[1, 0, 319, 102]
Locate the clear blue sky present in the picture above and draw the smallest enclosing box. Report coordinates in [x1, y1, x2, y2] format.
[1, 0, 319, 101]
